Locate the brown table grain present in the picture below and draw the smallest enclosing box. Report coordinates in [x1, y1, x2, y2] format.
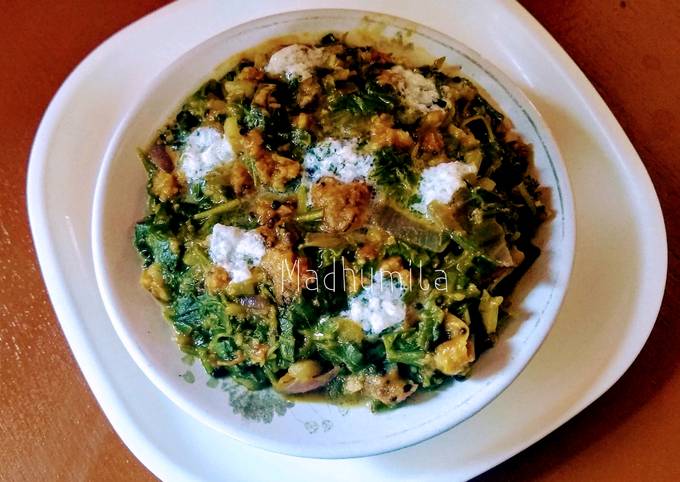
[0, 1, 677, 480]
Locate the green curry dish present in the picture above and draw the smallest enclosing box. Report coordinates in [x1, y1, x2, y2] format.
[133, 33, 546, 410]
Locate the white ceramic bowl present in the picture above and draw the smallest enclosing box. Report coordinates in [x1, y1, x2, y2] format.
[92, 9, 575, 459]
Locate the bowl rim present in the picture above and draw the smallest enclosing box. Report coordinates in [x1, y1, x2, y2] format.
[91, 7, 576, 459]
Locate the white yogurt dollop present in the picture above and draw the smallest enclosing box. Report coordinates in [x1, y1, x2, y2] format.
[412, 162, 477, 215]
[208, 224, 266, 283]
[264, 44, 329, 82]
[180, 127, 233, 183]
[386, 65, 442, 114]
[302, 138, 374, 184]
[343, 270, 406, 334]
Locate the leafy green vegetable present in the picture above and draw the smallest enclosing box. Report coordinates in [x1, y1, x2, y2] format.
[242, 104, 267, 131]
[227, 365, 270, 390]
[169, 294, 229, 335]
[133, 219, 179, 284]
[385, 240, 431, 268]
[330, 81, 397, 116]
[278, 298, 318, 366]
[308, 318, 365, 372]
[383, 329, 426, 367]
[468, 94, 504, 130]
[193, 200, 241, 220]
[416, 297, 445, 350]
[370, 148, 418, 205]
[289, 127, 313, 160]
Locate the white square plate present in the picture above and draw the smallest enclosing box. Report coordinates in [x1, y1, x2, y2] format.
[27, 0, 666, 480]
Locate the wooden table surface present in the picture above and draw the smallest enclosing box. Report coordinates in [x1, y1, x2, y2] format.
[1, 1, 678, 480]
